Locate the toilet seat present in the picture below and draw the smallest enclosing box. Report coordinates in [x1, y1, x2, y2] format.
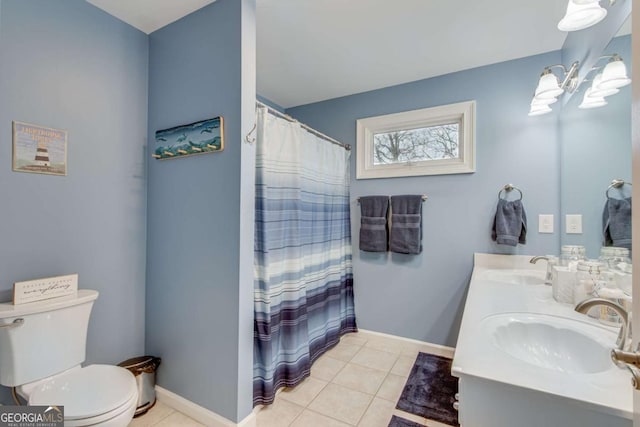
[28, 365, 137, 425]
[63, 390, 137, 427]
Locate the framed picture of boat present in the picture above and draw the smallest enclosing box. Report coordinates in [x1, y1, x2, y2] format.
[12, 121, 68, 176]
[153, 116, 224, 160]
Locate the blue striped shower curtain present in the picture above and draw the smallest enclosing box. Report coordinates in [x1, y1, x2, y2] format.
[253, 107, 357, 406]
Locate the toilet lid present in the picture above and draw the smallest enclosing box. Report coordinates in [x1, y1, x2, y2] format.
[29, 365, 137, 420]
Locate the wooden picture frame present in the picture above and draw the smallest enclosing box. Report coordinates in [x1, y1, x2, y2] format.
[12, 121, 68, 176]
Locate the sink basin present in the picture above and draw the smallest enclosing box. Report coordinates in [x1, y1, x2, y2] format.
[483, 313, 615, 374]
[480, 269, 546, 286]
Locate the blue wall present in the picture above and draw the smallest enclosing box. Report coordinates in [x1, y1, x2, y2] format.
[257, 95, 285, 113]
[288, 52, 562, 347]
[0, 0, 148, 383]
[146, 0, 255, 421]
[560, 35, 632, 257]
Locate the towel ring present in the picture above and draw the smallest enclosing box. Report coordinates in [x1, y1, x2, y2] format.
[498, 184, 523, 201]
[606, 179, 632, 199]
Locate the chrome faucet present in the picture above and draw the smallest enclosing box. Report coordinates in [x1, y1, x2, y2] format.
[574, 298, 630, 352]
[529, 256, 549, 264]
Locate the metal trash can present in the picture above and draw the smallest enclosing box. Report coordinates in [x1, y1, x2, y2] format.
[118, 356, 161, 417]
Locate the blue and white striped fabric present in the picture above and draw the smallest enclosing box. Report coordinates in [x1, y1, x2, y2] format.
[253, 107, 357, 406]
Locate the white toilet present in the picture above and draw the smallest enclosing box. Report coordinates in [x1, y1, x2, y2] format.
[0, 290, 138, 426]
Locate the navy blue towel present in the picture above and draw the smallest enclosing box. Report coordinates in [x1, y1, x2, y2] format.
[390, 195, 423, 254]
[492, 199, 527, 246]
[603, 197, 632, 250]
[359, 196, 389, 252]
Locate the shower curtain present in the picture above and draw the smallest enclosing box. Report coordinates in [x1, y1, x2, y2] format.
[253, 106, 357, 406]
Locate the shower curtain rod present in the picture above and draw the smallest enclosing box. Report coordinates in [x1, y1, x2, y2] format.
[256, 101, 351, 151]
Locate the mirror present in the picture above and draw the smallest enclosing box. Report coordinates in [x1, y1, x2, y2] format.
[559, 24, 632, 259]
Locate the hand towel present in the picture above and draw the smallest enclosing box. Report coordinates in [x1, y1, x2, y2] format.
[359, 196, 389, 252]
[389, 195, 423, 254]
[492, 199, 527, 246]
[603, 197, 632, 250]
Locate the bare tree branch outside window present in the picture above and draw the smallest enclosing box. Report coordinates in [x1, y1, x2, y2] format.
[372, 123, 459, 165]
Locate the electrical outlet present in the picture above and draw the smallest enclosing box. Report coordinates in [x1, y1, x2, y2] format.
[566, 214, 583, 234]
[538, 214, 554, 233]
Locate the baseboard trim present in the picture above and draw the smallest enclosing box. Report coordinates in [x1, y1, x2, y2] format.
[155, 386, 256, 427]
[357, 328, 456, 358]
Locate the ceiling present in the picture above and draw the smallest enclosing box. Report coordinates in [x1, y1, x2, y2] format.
[87, 0, 216, 34]
[257, 0, 570, 108]
[86, 0, 630, 109]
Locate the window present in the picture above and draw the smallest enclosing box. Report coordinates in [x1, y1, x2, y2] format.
[356, 101, 476, 179]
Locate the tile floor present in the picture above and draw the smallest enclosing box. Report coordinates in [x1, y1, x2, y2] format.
[128, 331, 454, 427]
[128, 401, 204, 426]
[255, 331, 454, 427]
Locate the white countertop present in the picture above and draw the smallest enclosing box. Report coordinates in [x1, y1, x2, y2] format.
[452, 253, 632, 420]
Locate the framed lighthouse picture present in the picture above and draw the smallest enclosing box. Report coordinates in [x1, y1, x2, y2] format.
[12, 121, 68, 176]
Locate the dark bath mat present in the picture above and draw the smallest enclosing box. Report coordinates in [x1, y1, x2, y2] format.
[388, 415, 424, 427]
[396, 352, 459, 426]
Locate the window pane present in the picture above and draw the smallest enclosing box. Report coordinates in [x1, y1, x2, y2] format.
[372, 123, 459, 165]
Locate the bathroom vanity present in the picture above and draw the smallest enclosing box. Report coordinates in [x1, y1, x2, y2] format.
[452, 253, 632, 427]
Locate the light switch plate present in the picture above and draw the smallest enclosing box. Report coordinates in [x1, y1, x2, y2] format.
[538, 214, 554, 233]
[566, 214, 583, 234]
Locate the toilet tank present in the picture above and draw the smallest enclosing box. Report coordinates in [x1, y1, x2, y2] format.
[0, 290, 99, 387]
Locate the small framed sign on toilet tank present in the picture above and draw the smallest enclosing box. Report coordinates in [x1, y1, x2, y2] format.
[13, 273, 78, 305]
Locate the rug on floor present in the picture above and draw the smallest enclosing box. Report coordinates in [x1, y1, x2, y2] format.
[387, 415, 424, 427]
[395, 352, 459, 426]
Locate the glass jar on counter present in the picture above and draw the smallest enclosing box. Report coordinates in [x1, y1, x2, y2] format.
[599, 247, 632, 299]
[600, 246, 631, 270]
[544, 255, 558, 285]
[575, 260, 621, 324]
[575, 260, 607, 305]
[560, 245, 586, 270]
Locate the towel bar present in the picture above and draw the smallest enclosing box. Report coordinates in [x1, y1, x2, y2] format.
[356, 195, 428, 203]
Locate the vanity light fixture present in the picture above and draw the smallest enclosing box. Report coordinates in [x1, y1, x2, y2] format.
[589, 73, 620, 97]
[574, 53, 631, 110]
[534, 70, 565, 99]
[528, 104, 553, 117]
[558, 0, 615, 32]
[531, 96, 558, 106]
[529, 62, 579, 116]
[579, 88, 608, 109]
[598, 54, 631, 89]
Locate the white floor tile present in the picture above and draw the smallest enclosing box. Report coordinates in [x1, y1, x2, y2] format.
[324, 343, 361, 362]
[364, 336, 404, 354]
[128, 402, 174, 426]
[351, 347, 399, 372]
[311, 355, 347, 382]
[289, 410, 351, 427]
[377, 374, 407, 403]
[340, 333, 368, 347]
[256, 398, 305, 427]
[278, 377, 328, 407]
[308, 383, 373, 425]
[153, 412, 204, 427]
[357, 397, 396, 427]
[391, 355, 417, 378]
[331, 363, 387, 395]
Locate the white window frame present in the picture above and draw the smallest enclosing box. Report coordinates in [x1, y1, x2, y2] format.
[356, 100, 476, 179]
